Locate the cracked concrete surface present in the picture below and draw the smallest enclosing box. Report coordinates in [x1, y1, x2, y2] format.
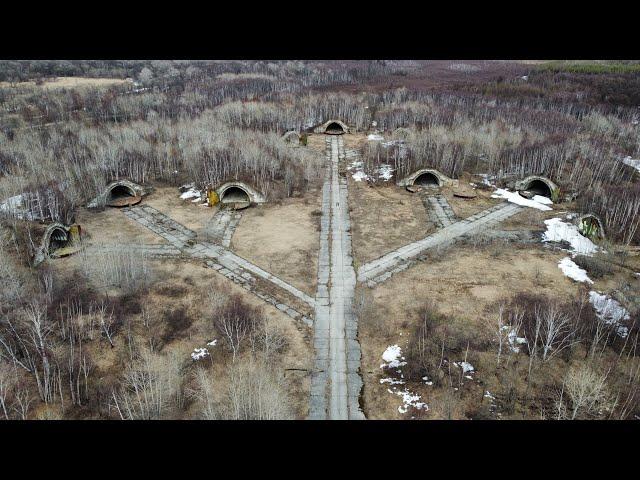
[309, 135, 365, 420]
[422, 193, 457, 228]
[205, 209, 242, 247]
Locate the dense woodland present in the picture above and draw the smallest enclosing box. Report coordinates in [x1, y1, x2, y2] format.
[0, 60, 639, 420]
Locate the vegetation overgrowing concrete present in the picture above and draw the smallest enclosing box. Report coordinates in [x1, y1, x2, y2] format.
[0, 60, 639, 421]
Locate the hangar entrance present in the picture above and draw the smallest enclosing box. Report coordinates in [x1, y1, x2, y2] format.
[108, 185, 141, 207]
[48, 227, 71, 256]
[414, 172, 440, 187]
[527, 180, 552, 198]
[325, 122, 345, 135]
[220, 186, 251, 208]
[578, 215, 604, 239]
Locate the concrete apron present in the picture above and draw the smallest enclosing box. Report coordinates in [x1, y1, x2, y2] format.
[309, 135, 365, 420]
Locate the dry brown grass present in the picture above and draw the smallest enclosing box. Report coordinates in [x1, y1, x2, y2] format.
[359, 243, 582, 420]
[232, 192, 321, 296]
[0, 76, 132, 90]
[349, 181, 434, 266]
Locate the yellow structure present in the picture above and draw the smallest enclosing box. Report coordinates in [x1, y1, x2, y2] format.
[207, 188, 219, 206]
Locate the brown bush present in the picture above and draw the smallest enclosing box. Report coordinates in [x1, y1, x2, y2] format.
[160, 307, 193, 346]
[573, 254, 614, 278]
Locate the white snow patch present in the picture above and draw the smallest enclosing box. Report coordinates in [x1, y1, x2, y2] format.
[348, 161, 394, 182]
[381, 345, 428, 414]
[380, 377, 405, 385]
[367, 133, 384, 141]
[180, 185, 202, 202]
[622, 156, 640, 173]
[491, 188, 552, 211]
[347, 161, 369, 182]
[542, 218, 598, 255]
[589, 291, 630, 338]
[191, 348, 209, 361]
[501, 325, 527, 353]
[352, 170, 369, 182]
[381, 345, 407, 369]
[533, 195, 553, 205]
[478, 173, 497, 187]
[558, 257, 593, 284]
[454, 361, 475, 373]
[377, 164, 394, 181]
[0, 193, 47, 221]
[207, 339, 218, 346]
[396, 390, 427, 414]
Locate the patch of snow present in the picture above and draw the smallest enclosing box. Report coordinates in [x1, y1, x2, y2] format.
[367, 133, 384, 141]
[382, 140, 396, 147]
[478, 173, 497, 187]
[558, 257, 593, 284]
[381, 345, 428, 414]
[622, 156, 640, 173]
[491, 188, 553, 211]
[0, 193, 47, 221]
[191, 348, 209, 361]
[422, 376, 433, 386]
[381, 345, 407, 369]
[454, 361, 475, 373]
[501, 325, 527, 353]
[542, 218, 598, 255]
[377, 164, 394, 181]
[207, 339, 217, 346]
[352, 170, 369, 182]
[589, 291, 630, 338]
[484, 391, 496, 400]
[371, 121, 377, 127]
[347, 161, 369, 182]
[380, 378, 405, 385]
[533, 195, 553, 205]
[180, 186, 202, 201]
[396, 390, 427, 414]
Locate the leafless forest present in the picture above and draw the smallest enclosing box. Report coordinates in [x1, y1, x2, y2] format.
[1, 60, 639, 420]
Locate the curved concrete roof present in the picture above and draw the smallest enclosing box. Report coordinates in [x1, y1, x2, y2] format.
[315, 119, 350, 134]
[515, 175, 558, 196]
[88, 179, 150, 208]
[397, 168, 457, 188]
[215, 181, 266, 204]
[282, 131, 301, 144]
[34, 222, 70, 266]
[576, 213, 606, 239]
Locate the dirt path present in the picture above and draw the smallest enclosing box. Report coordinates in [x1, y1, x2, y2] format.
[309, 136, 365, 420]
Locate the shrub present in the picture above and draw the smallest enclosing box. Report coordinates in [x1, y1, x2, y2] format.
[80, 244, 153, 294]
[213, 294, 262, 361]
[160, 307, 194, 346]
[573, 254, 613, 278]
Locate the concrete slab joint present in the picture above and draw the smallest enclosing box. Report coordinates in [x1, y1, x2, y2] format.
[309, 135, 365, 420]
